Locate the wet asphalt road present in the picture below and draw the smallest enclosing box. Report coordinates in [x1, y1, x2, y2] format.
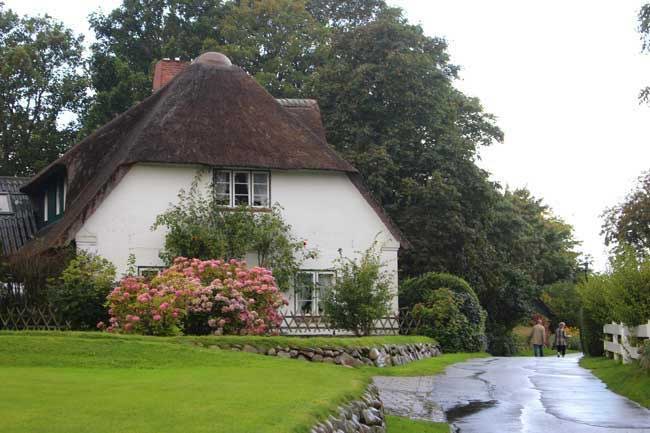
[375, 354, 650, 433]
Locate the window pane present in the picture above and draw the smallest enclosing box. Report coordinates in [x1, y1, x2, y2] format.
[0, 194, 11, 213]
[234, 172, 249, 184]
[214, 171, 229, 183]
[235, 183, 249, 195]
[316, 273, 335, 315]
[295, 272, 314, 315]
[215, 183, 230, 205]
[253, 173, 268, 184]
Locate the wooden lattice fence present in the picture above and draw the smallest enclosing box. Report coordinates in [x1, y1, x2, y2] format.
[0, 304, 70, 330]
[277, 310, 421, 336]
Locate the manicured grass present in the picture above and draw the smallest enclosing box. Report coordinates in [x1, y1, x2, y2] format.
[580, 356, 650, 408]
[0, 332, 366, 433]
[0, 332, 485, 433]
[386, 415, 449, 432]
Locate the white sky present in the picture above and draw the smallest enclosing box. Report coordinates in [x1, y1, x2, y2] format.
[6, 0, 650, 271]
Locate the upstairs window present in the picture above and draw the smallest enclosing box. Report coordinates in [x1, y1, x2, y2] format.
[41, 177, 66, 226]
[213, 169, 269, 208]
[0, 194, 13, 214]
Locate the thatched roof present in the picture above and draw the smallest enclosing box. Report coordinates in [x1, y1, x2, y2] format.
[18, 52, 406, 255]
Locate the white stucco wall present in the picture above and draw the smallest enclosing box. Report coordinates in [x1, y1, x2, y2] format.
[76, 163, 400, 313]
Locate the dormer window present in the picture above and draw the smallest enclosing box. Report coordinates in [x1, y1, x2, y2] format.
[0, 194, 13, 214]
[40, 176, 66, 226]
[213, 169, 269, 208]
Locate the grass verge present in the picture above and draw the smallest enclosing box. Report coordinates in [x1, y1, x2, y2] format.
[0, 331, 485, 433]
[580, 356, 650, 408]
[385, 415, 448, 432]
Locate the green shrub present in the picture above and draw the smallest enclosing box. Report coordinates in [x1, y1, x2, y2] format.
[401, 272, 486, 352]
[152, 175, 316, 290]
[322, 244, 392, 336]
[541, 280, 580, 327]
[412, 288, 476, 352]
[486, 323, 519, 356]
[47, 252, 116, 330]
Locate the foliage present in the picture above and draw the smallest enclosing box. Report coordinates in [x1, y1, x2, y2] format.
[0, 4, 87, 176]
[486, 323, 520, 357]
[578, 275, 616, 356]
[401, 272, 486, 352]
[322, 244, 392, 336]
[102, 258, 286, 336]
[207, 0, 327, 98]
[602, 171, 650, 256]
[152, 176, 315, 290]
[541, 280, 581, 327]
[412, 288, 474, 353]
[46, 252, 116, 330]
[638, 340, 650, 371]
[163, 257, 286, 335]
[0, 247, 74, 305]
[83, 0, 226, 132]
[102, 274, 194, 336]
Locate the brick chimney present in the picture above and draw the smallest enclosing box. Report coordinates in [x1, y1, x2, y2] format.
[152, 58, 189, 91]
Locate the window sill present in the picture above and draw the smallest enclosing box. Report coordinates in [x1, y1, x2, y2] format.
[217, 206, 272, 213]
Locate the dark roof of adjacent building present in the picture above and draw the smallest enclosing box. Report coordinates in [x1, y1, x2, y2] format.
[18, 52, 407, 255]
[0, 177, 37, 255]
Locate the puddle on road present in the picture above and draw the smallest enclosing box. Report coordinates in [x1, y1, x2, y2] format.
[445, 400, 498, 423]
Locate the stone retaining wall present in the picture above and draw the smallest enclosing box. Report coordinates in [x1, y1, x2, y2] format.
[311, 385, 386, 433]
[205, 342, 441, 367]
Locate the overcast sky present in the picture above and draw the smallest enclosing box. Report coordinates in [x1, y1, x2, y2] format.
[5, 0, 650, 271]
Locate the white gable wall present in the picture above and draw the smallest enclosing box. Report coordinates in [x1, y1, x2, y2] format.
[76, 163, 399, 313]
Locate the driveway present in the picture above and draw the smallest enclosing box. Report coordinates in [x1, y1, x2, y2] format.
[374, 354, 650, 433]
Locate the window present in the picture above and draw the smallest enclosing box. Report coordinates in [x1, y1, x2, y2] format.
[294, 271, 335, 316]
[212, 169, 269, 207]
[138, 266, 165, 279]
[0, 194, 12, 214]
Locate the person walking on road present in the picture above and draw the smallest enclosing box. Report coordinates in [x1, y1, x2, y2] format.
[530, 319, 546, 357]
[554, 322, 569, 358]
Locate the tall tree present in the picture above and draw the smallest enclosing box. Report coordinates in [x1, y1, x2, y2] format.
[209, 0, 327, 97]
[0, 4, 87, 176]
[602, 171, 650, 256]
[83, 0, 227, 132]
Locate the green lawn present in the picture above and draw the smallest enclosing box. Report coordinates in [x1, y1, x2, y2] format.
[580, 356, 650, 408]
[386, 415, 449, 432]
[0, 332, 484, 433]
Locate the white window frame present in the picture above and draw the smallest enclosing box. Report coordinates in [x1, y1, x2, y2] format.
[294, 271, 336, 316]
[43, 191, 48, 222]
[212, 169, 270, 208]
[55, 183, 61, 216]
[0, 193, 13, 214]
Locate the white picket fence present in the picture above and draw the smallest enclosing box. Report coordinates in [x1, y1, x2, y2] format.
[603, 321, 650, 363]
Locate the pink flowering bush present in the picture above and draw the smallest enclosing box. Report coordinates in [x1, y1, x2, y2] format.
[99, 257, 287, 336]
[168, 257, 287, 335]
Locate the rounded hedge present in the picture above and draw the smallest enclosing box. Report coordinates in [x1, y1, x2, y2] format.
[401, 272, 486, 352]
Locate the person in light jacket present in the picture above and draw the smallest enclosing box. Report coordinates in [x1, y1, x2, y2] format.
[554, 322, 570, 358]
[530, 319, 546, 357]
